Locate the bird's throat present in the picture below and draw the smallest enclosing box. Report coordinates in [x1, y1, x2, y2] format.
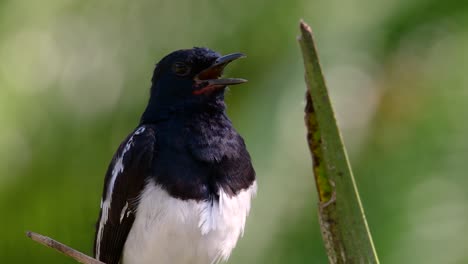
[140, 95, 226, 125]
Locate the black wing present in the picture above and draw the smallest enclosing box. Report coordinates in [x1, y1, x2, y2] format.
[93, 125, 156, 264]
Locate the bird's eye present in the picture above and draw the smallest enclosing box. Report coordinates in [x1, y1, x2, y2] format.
[172, 62, 191, 76]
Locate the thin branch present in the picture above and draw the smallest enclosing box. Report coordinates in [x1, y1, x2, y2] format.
[26, 231, 105, 264]
[298, 20, 380, 263]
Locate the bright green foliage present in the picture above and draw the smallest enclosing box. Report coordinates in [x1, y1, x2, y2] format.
[299, 21, 379, 263]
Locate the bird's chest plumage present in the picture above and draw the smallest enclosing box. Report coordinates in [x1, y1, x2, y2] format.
[122, 181, 256, 264]
[122, 115, 256, 264]
[150, 115, 254, 200]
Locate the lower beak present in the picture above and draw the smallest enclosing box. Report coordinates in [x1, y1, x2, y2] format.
[193, 53, 247, 95]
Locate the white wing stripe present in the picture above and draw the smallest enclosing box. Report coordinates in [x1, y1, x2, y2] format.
[95, 126, 146, 259]
[120, 202, 129, 223]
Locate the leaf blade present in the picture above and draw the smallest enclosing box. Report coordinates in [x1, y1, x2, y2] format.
[298, 20, 380, 264]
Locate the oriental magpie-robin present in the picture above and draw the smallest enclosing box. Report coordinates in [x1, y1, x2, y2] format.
[93, 47, 256, 264]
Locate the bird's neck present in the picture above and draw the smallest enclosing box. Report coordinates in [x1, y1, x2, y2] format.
[141, 99, 241, 163]
[140, 97, 226, 124]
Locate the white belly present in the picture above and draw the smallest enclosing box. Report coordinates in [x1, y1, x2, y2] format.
[122, 180, 256, 264]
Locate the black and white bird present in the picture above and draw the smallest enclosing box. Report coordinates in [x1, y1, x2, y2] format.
[93, 47, 256, 264]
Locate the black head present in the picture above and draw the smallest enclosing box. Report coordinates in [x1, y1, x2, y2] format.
[143, 47, 246, 121]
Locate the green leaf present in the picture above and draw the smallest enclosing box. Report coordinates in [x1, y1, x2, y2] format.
[298, 20, 380, 264]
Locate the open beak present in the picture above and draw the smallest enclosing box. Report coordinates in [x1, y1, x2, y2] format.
[193, 53, 247, 95]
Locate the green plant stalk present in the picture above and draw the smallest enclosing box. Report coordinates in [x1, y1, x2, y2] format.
[298, 21, 380, 264]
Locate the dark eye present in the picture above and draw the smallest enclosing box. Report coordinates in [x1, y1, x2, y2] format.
[172, 62, 191, 76]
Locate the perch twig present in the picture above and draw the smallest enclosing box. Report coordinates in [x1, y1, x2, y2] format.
[26, 231, 105, 264]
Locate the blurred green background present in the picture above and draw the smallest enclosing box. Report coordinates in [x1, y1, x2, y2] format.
[1, 0, 468, 263]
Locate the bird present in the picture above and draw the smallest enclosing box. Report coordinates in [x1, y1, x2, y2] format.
[93, 47, 257, 264]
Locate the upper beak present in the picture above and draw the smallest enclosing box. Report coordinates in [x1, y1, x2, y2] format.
[193, 53, 247, 95]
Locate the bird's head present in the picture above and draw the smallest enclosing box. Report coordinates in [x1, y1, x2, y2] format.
[147, 47, 246, 114]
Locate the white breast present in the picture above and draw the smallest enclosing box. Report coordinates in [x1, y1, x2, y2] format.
[122, 180, 257, 264]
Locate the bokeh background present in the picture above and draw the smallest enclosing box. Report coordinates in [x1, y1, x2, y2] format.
[1, 0, 468, 263]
